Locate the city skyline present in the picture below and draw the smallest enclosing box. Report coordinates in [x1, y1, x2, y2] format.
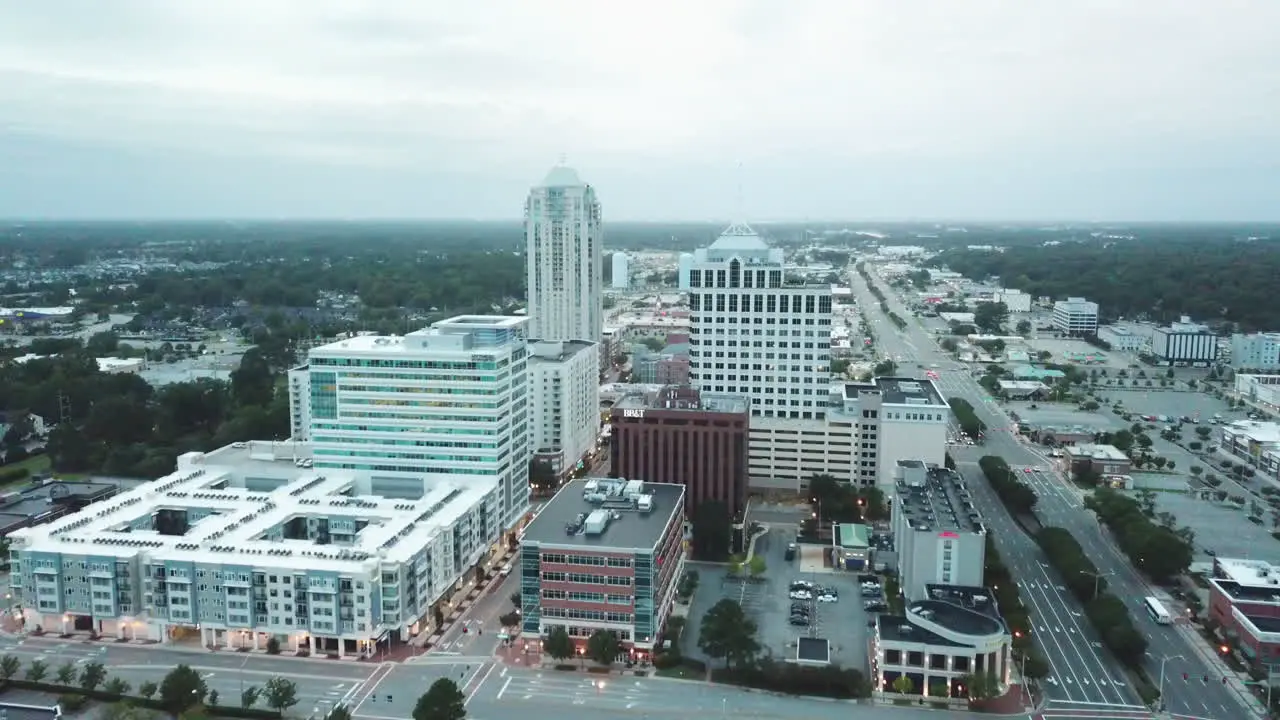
[2, 1, 1279, 221]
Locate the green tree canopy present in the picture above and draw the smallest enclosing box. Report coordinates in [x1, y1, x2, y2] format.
[159, 665, 208, 715]
[413, 678, 467, 720]
[697, 598, 760, 669]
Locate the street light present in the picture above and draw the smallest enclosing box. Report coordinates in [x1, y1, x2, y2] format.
[1157, 654, 1184, 712]
[1079, 570, 1110, 600]
[1243, 679, 1273, 714]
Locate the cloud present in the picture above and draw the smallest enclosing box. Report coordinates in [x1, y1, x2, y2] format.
[0, 0, 1278, 219]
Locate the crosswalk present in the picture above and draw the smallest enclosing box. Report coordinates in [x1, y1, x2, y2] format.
[493, 673, 673, 711]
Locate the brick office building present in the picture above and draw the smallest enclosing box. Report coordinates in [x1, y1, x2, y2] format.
[609, 385, 749, 518]
[518, 478, 686, 660]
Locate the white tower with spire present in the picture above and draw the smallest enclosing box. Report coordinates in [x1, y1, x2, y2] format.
[524, 163, 603, 344]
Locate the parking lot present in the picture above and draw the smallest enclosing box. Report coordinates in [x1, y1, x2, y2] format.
[682, 527, 874, 674]
[1104, 388, 1240, 424]
[1025, 337, 1133, 370]
[1148, 490, 1280, 565]
[1008, 402, 1121, 432]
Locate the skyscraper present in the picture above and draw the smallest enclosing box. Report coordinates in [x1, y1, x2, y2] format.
[525, 164, 603, 343]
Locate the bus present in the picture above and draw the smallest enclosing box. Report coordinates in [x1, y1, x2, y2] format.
[1144, 596, 1173, 625]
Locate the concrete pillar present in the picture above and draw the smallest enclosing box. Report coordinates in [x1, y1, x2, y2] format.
[117, 622, 126, 640]
[310, 635, 318, 654]
[337, 640, 344, 659]
[253, 632, 260, 651]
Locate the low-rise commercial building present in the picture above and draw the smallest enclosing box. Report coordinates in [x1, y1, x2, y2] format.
[1097, 325, 1146, 352]
[1219, 421, 1280, 481]
[872, 584, 1012, 700]
[994, 289, 1030, 313]
[0, 480, 119, 536]
[891, 462, 986, 600]
[1207, 557, 1280, 668]
[7, 441, 503, 654]
[1231, 333, 1280, 372]
[1064, 444, 1131, 477]
[1235, 374, 1280, 414]
[609, 386, 749, 518]
[1051, 297, 1099, 337]
[1151, 317, 1218, 366]
[518, 478, 685, 659]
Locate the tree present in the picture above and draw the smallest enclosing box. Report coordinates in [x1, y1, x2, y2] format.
[265, 636, 281, 654]
[962, 671, 1001, 701]
[1015, 319, 1031, 335]
[974, 302, 1009, 333]
[1021, 653, 1050, 680]
[55, 661, 76, 685]
[160, 664, 207, 715]
[325, 705, 354, 720]
[544, 626, 575, 662]
[697, 599, 760, 669]
[510, 591, 521, 610]
[413, 678, 467, 720]
[690, 499, 732, 561]
[748, 555, 767, 578]
[79, 661, 107, 691]
[25, 659, 48, 682]
[0, 654, 19, 680]
[892, 674, 915, 695]
[240, 685, 260, 709]
[102, 703, 160, 720]
[208, 690, 219, 707]
[263, 677, 299, 712]
[139, 681, 158, 700]
[105, 677, 133, 695]
[586, 629, 620, 666]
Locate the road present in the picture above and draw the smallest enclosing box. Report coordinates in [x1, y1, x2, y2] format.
[849, 263, 1253, 720]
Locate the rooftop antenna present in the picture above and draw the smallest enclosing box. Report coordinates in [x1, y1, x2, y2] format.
[734, 161, 744, 222]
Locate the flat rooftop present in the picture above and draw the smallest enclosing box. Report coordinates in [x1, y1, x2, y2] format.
[842, 376, 946, 407]
[527, 339, 597, 363]
[521, 478, 684, 551]
[1211, 558, 1280, 604]
[1068, 443, 1128, 461]
[895, 465, 984, 535]
[0, 481, 117, 528]
[795, 636, 831, 664]
[9, 440, 494, 573]
[1222, 421, 1280, 445]
[612, 386, 749, 415]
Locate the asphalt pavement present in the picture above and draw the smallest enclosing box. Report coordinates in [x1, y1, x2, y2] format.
[850, 265, 1255, 720]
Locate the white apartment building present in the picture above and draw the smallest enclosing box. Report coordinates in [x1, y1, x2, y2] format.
[993, 289, 1031, 313]
[1231, 333, 1280, 372]
[7, 441, 499, 654]
[287, 365, 311, 440]
[525, 164, 603, 344]
[891, 461, 986, 600]
[1151, 316, 1218, 365]
[1051, 297, 1099, 336]
[748, 377, 949, 490]
[528, 339, 600, 476]
[611, 253, 630, 290]
[299, 316, 532, 529]
[687, 222, 833, 419]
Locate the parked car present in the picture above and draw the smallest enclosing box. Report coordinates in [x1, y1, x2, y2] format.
[789, 590, 813, 600]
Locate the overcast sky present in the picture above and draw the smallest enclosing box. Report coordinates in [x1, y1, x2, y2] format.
[1, 1, 1278, 221]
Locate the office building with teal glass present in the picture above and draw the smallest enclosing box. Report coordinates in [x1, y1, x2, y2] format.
[7, 440, 498, 655]
[301, 315, 533, 532]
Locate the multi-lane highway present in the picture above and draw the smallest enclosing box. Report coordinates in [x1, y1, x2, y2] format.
[849, 264, 1255, 720]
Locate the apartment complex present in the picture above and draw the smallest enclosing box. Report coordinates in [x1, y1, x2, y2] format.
[686, 222, 833, 420]
[1151, 317, 1218, 365]
[7, 441, 498, 654]
[287, 365, 311, 440]
[1231, 333, 1280, 372]
[609, 386, 749, 518]
[525, 164, 603, 345]
[527, 340, 600, 477]
[518, 478, 685, 658]
[296, 316, 532, 529]
[1051, 297, 1099, 336]
[749, 377, 948, 491]
[1207, 557, 1280, 667]
[891, 462, 986, 600]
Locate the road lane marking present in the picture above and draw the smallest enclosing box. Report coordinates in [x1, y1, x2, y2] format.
[496, 675, 512, 700]
[466, 662, 497, 705]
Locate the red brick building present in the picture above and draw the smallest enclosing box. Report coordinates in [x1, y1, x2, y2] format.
[609, 385, 749, 518]
[518, 478, 686, 660]
[1207, 557, 1280, 667]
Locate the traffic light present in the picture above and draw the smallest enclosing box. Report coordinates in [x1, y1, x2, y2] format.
[1223, 676, 1229, 685]
[1182, 672, 1188, 681]
[1203, 675, 1208, 683]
